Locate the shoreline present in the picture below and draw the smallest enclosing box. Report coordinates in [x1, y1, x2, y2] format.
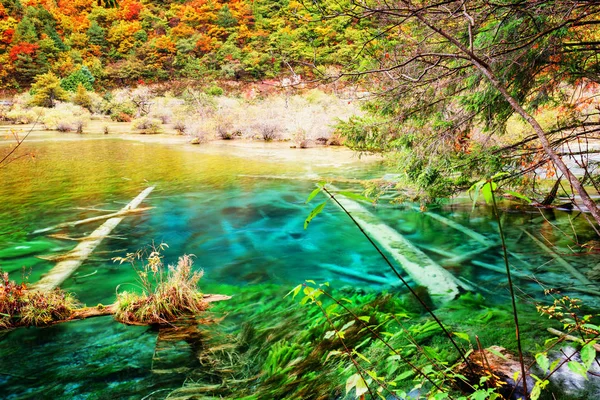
[0, 121, 384, 168]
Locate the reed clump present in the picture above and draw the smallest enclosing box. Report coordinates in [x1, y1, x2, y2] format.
[114, 248, 208, 325]
[0, 271, 77, 329]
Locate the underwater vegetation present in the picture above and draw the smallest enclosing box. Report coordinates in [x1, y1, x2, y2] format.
[164, 281, 586, 400]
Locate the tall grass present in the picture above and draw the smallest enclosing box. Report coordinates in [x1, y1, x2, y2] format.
[0, 271, 77, 329]
[113, 247, 207, 325]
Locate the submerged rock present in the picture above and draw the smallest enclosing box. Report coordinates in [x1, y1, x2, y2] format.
[456, 346, 534, 400]
[545, 345, 600, 399]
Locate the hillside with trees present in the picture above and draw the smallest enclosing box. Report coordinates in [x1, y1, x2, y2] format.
[0, 0, 369, 88]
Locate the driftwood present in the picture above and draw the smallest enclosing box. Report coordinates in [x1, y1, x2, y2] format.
[32, 206, 153, 235]
[47, 233, 127, 241]
[68, 294, 231, 322]
[319, 262, 406, 286]
[324, 186, 470, 304]
[416, 243, 455, 258]
[412, 206, 495, 246]
[4, 294, 232, 330]
[507, 250, 535, 270]
[472, 260, 532, 281]
[32, 187, 155, 292]
[472, 260, 600, 296]
[441, 244, 499, 266]
[521, 228, 598, 289]
[547, 327, 600, 351]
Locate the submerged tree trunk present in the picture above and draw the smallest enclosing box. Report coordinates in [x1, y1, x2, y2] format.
[323, 186, 469, 304]
[2, 294, 232, 330]
[32, 186, 155, 292]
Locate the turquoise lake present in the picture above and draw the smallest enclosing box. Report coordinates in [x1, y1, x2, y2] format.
[0, 136, 599, 399]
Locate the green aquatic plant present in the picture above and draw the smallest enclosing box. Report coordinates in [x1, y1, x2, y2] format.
[261, 340, 305, 380]
[305, 185, 474, 364]
[0, 271, 77, 329]
[293, 281, 524, 400]
[164, 277, 568, 399]
[532, 291, 600, 395]
[113, 245, 208, 325]
[298, 178, 600, 399]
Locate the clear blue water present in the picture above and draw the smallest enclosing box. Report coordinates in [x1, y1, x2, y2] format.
[0, 137, 598, 398]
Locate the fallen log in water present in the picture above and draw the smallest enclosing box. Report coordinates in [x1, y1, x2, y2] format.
[31, 186, 155, 292]
[47, 233, 127, 241]
[416, 243, 455, 258]
[319, 262, 407, 286]
[32, 206, 153, 235]
[521, 228, 598, 290]
[3, 294, 232, 330]
[69, 294, 231, 322]
[412, 206, 495, 247]
[471, 260, 600, 296]
[441, 244, 499, 267]
[324, 186, 469, 304]
[547, 327, 600, 351]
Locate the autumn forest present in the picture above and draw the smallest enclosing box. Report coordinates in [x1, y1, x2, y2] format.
[0, 0, 367, 87]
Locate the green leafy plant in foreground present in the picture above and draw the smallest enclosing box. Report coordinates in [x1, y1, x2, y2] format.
[113, 244, 208, 325]
[288, 281, 517, 400]
[533, 292, 600, 396]
[297, 178, 600, 399]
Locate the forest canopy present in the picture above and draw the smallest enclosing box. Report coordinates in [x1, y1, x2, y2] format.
[0, 0, 372, 87]
[319, 1, 600, 212]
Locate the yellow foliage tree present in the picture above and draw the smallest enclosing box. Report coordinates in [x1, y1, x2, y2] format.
[30, 72, 68, 108]
[73, 83, 92, 110]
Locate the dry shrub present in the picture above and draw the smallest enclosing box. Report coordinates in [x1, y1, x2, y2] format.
[180, 89, 216, 119]
[0, 271, 77, 329]
[56, 121, 73, 132]
[132, 116, 163, 134]
[211, 90, 360, 144]
[113, 247, 208, 325]
[81, 91, 104, 115]
[5, 106, 38, 124]
[148, 96, 185, 124]
[103, 88, 136, 116]
[215, 114, 235, 139]
[41, 103, 91, 131]
[254, 121, 280, 141]
[12, 92, 33, 107]
[173, 119, 187, 135]
[186, 121, 210, 143]
[74, 119, 85, 134]
[293, 129, 312, 148]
